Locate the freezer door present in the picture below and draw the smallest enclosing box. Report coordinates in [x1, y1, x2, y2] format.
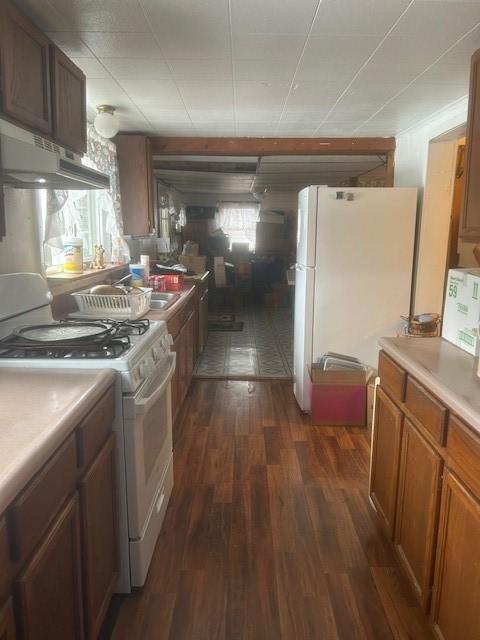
[293, 263, 315, 411]
[296, 186, 318, 268]
[312, 187, 417, 368]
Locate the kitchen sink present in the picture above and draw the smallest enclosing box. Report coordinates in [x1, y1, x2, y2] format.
[149, 292, 181, 310]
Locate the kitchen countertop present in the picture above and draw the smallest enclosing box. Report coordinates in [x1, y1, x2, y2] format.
[379, 337, 480, 433]
[0, 368, 115, 515]
[146, 272, 209, 324]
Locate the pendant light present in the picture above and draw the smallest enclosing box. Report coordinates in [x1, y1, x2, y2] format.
[94, 105, 120, 139]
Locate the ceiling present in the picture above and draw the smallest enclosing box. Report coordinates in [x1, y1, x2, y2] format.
[154, 154, 386, 193]
[17, 0, 480, 137]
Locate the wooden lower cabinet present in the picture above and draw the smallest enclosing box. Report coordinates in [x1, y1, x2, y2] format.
[431, 470, 480, 640]
[198, 288, 209, 355]
[369, 386, 403, 537]
[0, 600, 16, 640]
[15, 495, 84, 640]
[79, 434, 118, 640]
[373, 349, 480, 639]
[171, 307, 196, 428]
[394, 418, 442, 610]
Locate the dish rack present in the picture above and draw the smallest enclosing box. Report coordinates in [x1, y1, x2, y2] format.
[72, 287, 152, 320]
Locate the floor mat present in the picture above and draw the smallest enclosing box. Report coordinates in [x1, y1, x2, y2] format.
[194, 306, 293, 379]
[208, 313, 234, 322]
[208, 321, 244, 332]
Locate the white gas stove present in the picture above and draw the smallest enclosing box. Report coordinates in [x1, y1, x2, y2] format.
[0, 273, 176, 592]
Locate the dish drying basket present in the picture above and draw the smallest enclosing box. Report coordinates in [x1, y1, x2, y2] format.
[72, 287, 152, 320]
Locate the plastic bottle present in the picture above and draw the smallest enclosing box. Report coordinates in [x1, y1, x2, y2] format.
[63, 237, 83, 273]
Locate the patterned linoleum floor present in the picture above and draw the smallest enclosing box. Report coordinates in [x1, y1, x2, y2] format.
[193, 306, 294, 379]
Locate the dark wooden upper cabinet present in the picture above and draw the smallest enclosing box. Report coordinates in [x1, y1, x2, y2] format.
[0, 0, 52, 135]
[461, 48, 480, 240]
[50, 45, 87, 154]
[116, 135, 154, 236]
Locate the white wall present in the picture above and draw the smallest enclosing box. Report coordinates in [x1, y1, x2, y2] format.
[395, 98, 468, 192]
[0, 189, 43, 275]
[394, 98, 469, 314]
[414, 139, 457, 313]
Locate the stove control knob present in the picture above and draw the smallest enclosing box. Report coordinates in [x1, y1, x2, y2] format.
[153, 345, 163, 361]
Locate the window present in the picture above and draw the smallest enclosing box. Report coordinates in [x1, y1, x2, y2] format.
[39, 189, 112, 271]
[215, 203, 259, 250]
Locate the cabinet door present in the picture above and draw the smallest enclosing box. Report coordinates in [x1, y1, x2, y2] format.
[0, 600, 16, 640]
[431, 470, 480, 640]
[171, 333, 181, 426]
[0, 135, 5, 241]
[184, 309, 195, 390]
[394, 418, 442, 611]
[116, 135, 154, 236]
[461, 48, 480, 240]
[79, 434, 118, 640]
[198, 290, 209, 354]
[0, 0, 52, 134]
[15, 495, 84, 640]
[50, 46, 86, 154]
[369, 386, 403, 538]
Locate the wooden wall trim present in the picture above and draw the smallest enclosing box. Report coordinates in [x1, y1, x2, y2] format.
[149, 136, 396, 157]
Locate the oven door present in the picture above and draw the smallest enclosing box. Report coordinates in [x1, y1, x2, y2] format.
[123, 352, 176, 538]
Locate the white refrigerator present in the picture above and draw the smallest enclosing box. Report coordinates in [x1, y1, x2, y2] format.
[293, 186, 417, 412]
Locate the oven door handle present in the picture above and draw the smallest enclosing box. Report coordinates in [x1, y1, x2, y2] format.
[134, 352, 176, 416]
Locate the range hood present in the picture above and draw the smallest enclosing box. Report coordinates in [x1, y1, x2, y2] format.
[0, 120, 110, 190]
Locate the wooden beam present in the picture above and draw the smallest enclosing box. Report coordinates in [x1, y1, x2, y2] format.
[150, 136, 396, 157]
[385, 150, 395, 186]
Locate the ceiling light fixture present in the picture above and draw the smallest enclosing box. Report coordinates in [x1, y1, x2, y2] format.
[94, 105, 120, 139]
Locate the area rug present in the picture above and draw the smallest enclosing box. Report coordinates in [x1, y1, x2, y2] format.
[208, 320, 244, 332]
[208, 313, 234, 322]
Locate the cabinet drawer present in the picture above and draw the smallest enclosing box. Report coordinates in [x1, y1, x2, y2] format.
[447, 415, 480, 498]
[404, 378, 448, 445]
[9, 433, 78, 562]
[378, 351, 407, 402]
[76, 386, 114, 469]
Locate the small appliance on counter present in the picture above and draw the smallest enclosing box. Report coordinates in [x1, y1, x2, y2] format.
[401, 313, 440, 337]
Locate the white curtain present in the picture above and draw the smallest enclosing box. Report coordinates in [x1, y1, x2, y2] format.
[215, 203, 259, 250]
[43, 125, 129, 264]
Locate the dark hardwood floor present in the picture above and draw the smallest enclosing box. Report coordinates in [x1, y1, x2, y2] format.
[106, 380, 433, 640]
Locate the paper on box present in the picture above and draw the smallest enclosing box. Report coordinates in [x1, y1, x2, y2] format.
[442, 268, 480, 356]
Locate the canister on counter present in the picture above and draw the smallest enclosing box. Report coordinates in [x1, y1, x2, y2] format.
[129, 263, 145, 287]
[63, 237, 83, 273]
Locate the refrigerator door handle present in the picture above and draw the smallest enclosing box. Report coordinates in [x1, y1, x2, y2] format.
[294, 263, 315, 271]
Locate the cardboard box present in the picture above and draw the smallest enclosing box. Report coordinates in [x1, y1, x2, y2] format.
[442, 268, 480, 356]
[214, 256, 227, 288]
[183, 242, 199, 256]
[308, 366, 372, 427]
[178, 255, 206, 275]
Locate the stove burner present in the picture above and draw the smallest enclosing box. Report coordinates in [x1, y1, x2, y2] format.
[0, 317, 150, 359]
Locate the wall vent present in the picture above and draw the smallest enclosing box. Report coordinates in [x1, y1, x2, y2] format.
[33, 135, 60, 154]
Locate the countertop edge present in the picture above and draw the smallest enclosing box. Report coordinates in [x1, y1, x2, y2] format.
[0, 369, 116, 516]
[379, 337, 480, 433]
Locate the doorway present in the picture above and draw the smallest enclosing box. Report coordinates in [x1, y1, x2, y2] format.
[153, 151, 392, 379]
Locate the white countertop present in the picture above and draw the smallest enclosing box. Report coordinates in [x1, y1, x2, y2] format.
[379, 337, 480, 433]
[0, 368, 115, 515]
